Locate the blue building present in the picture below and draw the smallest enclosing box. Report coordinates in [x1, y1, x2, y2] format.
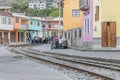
[27, 17, 42, 40]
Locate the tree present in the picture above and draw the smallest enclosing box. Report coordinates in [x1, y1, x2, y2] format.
[10, 0, 62, 18]
[50, 10, 59, 17]
[10, 0, 28, 13]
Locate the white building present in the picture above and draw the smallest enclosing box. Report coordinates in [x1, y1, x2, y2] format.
[29, 0, 46, 10]
[0, 11, 13, 44]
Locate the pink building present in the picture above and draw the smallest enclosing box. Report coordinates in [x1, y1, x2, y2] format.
[80, 0, 93, 48]
[41, 17, 63, 39]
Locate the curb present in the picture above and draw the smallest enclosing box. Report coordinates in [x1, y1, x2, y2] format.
[69, 47, 120, 52]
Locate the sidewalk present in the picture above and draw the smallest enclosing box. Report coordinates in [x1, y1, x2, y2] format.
[70, 45, 120, 52]
[31, 44, 120, 60]
[0, 46, 71, 80]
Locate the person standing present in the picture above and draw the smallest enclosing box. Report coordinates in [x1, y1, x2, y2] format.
[59, 36, 62, 48]
[28, 33, 31, 43]
[50, 36, 54, 49]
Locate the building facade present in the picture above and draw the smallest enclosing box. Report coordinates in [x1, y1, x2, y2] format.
[93, 0, 101, 45]
[101, 0, 120, 47]
[0, 11, 13, 44]
[13, 13, 29, 43]
[29, 17, 42, 39]
[80, 0, 93, 48]
[63, 0, 83, 47]
[29, 0, 47, 10]
[41, 17, 63, 39]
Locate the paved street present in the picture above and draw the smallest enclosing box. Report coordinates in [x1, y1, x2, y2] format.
[0, 46, 71, 80]
[32, 44, 120, 60]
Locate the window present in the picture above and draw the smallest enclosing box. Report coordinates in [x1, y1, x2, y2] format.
[31, 21, 33, 25]
[2, 17, 6, 24]
[37, 22, 40, 26]
[49, 25, 51, 28]
[95, 6, 99, 21]
[79, 29, 81, 38]
[16, 17, 19, 23]
[64, 32, 67, 39]
[8, 18, 12, 25]
[68, 32, 70, 39]
[72, 9, 80, 17]
[42, 25, 45, 28]
[75, 30, 77, 39]
[94, 26, 97, 31]
[85, 18, 89, 35]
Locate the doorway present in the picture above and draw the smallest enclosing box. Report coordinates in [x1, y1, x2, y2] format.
[102, 22, 116, 47]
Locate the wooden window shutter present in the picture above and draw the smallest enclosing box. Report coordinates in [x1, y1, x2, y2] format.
[95, 6, 99, 21]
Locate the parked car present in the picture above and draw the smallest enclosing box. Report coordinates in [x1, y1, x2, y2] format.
[61, 38, 68, 49]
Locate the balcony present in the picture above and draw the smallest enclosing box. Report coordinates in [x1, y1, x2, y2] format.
[22, 24, 28, 29]
[79, 0, 89, 11]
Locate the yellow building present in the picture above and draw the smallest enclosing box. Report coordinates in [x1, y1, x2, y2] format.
[101, 0, 120, 37]
[63, 0, 83, 31]
[93, 0, 101, 38]
[100, 0, 120, 47]
[63, 0, 83, 47]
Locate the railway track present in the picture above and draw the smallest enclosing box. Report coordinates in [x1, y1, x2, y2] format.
[10, 46, 118, 80]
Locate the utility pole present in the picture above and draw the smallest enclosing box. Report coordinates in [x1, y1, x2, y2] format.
[58, 0, 62, 37]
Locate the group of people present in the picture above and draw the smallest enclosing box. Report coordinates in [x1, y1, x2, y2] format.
[50, 36, 63, 49]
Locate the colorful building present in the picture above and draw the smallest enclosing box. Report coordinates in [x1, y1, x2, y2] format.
[80, 0, 93, 48]
[79, 0, 102, 48]
[0, 11, 13, 44]
[63, 0, 83, 31]
[63, 0, 83, 47]
[29, 17, 42, 39]
[13, 13, 29, 43]
[101, 0, 120, 47]
[41, 17, 63, 39]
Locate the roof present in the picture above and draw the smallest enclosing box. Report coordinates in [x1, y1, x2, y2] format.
[12, 13, 29, 19]
[0, 11, 12, 17]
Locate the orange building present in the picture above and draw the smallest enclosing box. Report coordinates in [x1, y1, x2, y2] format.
[63, 0, 83, 31]
[63, 0, 83, 47]
[12, 13, 29, 43]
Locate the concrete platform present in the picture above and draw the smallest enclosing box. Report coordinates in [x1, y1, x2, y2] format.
[9, 43, 30, 47]
[31, 44, 120, 60]
[0, 46, 71, 80]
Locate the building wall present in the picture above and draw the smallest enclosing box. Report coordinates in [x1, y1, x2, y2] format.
[82, 0, 93, 42]
[101, 0, 120, 37]
[13, 15, 29, 43]
[93, 0, 101, 38]
[13, 16, 21, 29]
[0, 16, 13, 30]
[29, 18, 42, 30]
[63, 0, 83, 31]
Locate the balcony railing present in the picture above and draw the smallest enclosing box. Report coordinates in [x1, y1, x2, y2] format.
[79, 0, 89, 11]
[22, 24, 28, 28]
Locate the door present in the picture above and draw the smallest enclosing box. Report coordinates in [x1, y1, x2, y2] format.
[4, 32, 8, 43]
[102, 22, 116, 47]
[102, 22, 108, 47]
[110, 22, 116, 47]
[10, 32, 15, 42]
[21, 32, 24, 42]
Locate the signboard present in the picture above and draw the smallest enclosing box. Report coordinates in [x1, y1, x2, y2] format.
[54, 25, 63, 29]
[22, 24, 28, 28]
